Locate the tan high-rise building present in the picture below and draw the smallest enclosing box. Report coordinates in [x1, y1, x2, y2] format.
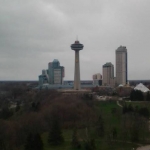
[102, 62, 114, 86]
[116, 46, 128, 86]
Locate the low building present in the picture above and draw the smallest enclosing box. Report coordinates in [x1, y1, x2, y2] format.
[93, 73, 102, 86]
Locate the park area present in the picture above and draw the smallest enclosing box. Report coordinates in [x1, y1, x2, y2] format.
[0, 88, 150, 150]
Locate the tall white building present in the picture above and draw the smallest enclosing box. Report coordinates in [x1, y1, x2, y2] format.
[102, 62, 114, 86]
[116, 46, 128, 86]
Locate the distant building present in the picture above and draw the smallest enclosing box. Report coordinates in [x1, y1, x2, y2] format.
[39, 59, 65, 86]
[129, 80, 150, 86]
[102, 62, 115, 87]
[134, 83, 149, 93]
[42, 70, 49, 82]
[110, 77, 116, 87]
[116, 46, 128, 86]
[39, 70, 49, 86]
[64, 80, 93, 86]
[48, 62, 53, 84]
[63, 80, 94, 89]
[93, 73, 102, 80]
[39, 75, 48, 86]
[93, 73, 102, 86]
[48, 59, 65, 85]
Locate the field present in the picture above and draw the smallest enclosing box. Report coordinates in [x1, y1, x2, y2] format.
[40, 100, 144, 150]
[41, 130, 139, 150]
[125, 101, 150, 109]
[1, 88, 150, 150]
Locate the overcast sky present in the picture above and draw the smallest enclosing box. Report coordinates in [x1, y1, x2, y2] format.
[0, 0, 150, 81]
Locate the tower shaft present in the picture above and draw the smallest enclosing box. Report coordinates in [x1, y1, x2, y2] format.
[71, 40, 84, 90]
[74, 50, 80, 90]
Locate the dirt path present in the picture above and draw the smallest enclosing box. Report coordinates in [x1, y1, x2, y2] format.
[116, 100, 123, 107]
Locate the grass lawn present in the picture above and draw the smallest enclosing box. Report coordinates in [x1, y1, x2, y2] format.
[95, 141, 139, 150]
[125, 101, 150, 109]
[41, 131, 139, 150]
[20, 100, 150, 150]
[40, 101, 140, 150]
[94, 101, 122, 131]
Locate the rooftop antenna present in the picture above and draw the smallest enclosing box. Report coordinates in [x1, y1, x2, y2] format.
[76, 35, 78, 41]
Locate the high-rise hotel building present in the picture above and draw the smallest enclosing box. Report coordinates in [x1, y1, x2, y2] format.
[39, 59, 65, 86]
[48, 59, 65, 84]
[116, 46, 128, 86]
[102, 62, 114, 86]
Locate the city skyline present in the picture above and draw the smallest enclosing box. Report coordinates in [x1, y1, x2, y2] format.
[0, 1, 150, 80]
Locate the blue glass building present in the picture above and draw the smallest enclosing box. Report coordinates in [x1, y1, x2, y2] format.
[39, 59, 65, 86]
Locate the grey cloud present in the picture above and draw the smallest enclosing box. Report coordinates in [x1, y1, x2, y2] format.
[0, 0, 150, 80]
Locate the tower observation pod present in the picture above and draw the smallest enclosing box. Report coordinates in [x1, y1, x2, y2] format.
[71, 40, 84, 90]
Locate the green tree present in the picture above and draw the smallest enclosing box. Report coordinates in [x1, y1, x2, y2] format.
[0, 106, 13, 119]
[82, 126, 96, 150]
[130, 90, 135, 101]
[146, 92, 150, 101]
[128, 104, 134, 112]
[112, 127, 117, 139]
[131, 125, 139, 142]
[122, 104, 128, 114]
[15, 101, 20, 112]
[48, 114, 64, 146]
[84, 138, 96, 150]
[136, 90, 144, 101]
[24, 133, 33, 150]
[24, 133, 43, 150]
[31, 102, 41, 111]
[130, 90, 144, 101]
[71, 128, 81, 149]
[96, 115, 104, 137]
[138, 107, 149, 119]
[0, 121, 7, 150]
[33, 133, 43, 150]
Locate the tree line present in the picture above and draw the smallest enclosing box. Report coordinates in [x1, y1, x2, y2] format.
[0, 85, 150, 149]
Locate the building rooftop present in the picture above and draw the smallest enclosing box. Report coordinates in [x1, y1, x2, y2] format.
[134, 83, 150, 93]
[103, 62, 113, 67]
[116, 46, 127, 52]
[53, 59, 59, 63]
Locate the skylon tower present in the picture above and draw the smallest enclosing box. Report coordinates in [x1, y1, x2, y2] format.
[71, 40, 84, 90]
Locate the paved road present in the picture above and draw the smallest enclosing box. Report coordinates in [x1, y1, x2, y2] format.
[137, 145, 150, 150]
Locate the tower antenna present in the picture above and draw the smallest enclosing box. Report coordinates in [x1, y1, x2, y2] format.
[76, 35, 78, 41]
